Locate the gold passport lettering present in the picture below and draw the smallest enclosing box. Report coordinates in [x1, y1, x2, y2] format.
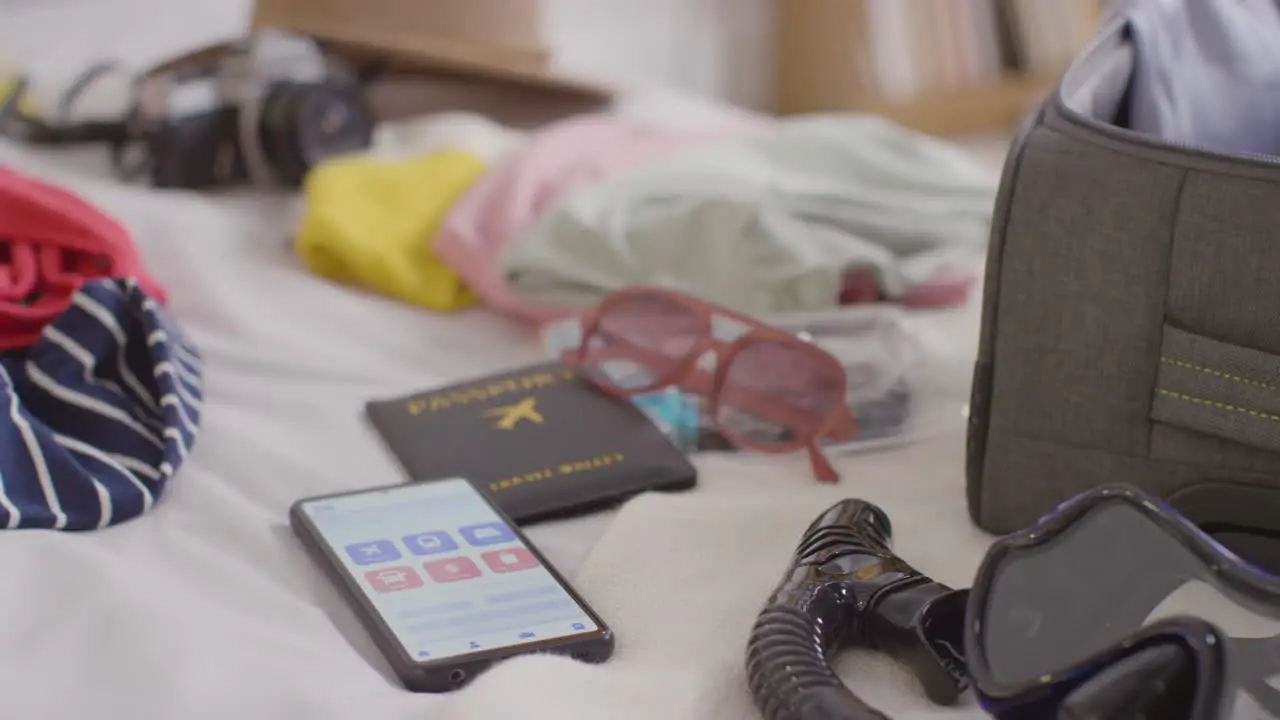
[490, 467, 556, 492]
[404, 367, 576, 416]
[489, 452, 626, 492]
[557, 453, 625, 474]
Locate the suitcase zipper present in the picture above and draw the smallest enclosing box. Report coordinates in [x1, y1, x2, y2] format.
[1051, 91, 1280, 168]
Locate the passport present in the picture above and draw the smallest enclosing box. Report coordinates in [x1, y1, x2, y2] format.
[365, 362, 697, 524]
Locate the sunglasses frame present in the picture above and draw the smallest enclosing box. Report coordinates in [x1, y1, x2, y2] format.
[563, 286, 856, 483]
[965, 484, 1280, 720]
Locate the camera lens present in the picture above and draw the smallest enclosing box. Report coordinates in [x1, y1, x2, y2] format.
[257, 81, 373, 186]
[449, 669, 466, 684]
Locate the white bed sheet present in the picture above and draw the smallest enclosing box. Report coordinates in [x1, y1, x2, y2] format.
[0, 3, 999, 718]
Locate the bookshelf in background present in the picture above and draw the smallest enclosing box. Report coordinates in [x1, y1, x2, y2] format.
[775, 0, 1108, 137]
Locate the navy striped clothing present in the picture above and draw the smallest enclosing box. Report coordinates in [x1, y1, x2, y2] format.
[0, 278, 203, 530]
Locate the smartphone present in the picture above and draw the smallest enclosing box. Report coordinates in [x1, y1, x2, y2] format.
[290, 477, 614, 692]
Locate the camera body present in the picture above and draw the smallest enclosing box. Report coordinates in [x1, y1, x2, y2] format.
[128, 31, 374, 189]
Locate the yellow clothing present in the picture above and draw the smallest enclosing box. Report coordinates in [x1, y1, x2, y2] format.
[295, 150, 486, 311]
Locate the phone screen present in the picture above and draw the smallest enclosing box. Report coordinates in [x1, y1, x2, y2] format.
[297, 478, 600, 663]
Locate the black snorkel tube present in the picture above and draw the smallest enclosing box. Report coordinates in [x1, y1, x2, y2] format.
[745, 499, 969, 720]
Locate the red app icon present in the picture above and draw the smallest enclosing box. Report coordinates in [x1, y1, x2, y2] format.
[481, 548, 540, 574]
[365, 566, 423, 593]
[423, 556, 483, 583]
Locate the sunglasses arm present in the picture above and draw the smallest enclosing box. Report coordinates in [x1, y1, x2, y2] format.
[808, 444, 840, 483]
[826, 407, 859, 442]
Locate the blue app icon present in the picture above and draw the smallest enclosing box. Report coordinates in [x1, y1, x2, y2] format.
[402, 531, 458, 556]
[344, 539, 400, 565]
[459, 522, 516, 547]
[572, 623, 587, 631]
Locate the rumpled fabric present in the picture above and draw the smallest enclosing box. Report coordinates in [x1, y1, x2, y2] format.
[370, 112, 525, 164]
[434, 113, 762, 323]
[295, 151, 488, 312]
[498, 114, 998, 319]
[0, 166, 167, 349]
[0, 278, 203, 530]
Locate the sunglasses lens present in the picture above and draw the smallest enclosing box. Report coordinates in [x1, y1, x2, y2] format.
[715, 337, 845, 449]
[581, 292, 702, 391]
[978, 500, 1280, 693]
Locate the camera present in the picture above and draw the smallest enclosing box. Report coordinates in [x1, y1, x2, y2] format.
[119, 30, 375, 189]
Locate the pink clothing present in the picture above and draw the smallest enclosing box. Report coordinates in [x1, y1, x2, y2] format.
[840, 266, 978, 309]
[433, 114, 761, 324]
[900, 266, 978, 309]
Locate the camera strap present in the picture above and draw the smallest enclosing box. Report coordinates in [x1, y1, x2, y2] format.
[1, 64, 165, 183]
[1, 62, 133, 146]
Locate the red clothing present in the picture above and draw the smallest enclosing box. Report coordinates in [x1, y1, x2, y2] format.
[0, 167, 165, 349]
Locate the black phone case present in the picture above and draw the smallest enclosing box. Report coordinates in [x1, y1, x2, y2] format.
[289, 479, 615, 693]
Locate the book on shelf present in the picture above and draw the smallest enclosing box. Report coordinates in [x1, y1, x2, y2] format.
[862, 0, 1106, 101]
[775, 0, 1108, 134]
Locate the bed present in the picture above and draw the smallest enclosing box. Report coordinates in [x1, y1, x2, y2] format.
[0, 2, 999, 718]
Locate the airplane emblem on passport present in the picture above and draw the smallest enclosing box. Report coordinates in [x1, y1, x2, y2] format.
[485, 396, 544, 430]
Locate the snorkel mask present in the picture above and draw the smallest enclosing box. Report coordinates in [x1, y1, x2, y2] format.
[966, 484, 1280, 720]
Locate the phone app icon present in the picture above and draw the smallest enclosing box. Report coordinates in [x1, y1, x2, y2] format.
[481, 548, 539, 574]
[459, 522, 516, 547]
[402, 531, 458, 556]
[365, 566, 423, 593]
[345, 539, 401, 565]
[423, 556, 483, 583]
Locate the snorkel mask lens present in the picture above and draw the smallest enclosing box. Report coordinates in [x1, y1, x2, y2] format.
[966, 484, 1280, 720]
[1055, 636, 1199, 720]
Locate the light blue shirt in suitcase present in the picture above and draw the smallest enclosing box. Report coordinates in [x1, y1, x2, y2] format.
[1123, 0, 1280, 157]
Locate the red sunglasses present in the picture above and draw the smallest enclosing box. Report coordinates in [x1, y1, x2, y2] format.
[560, 286, 856, 482]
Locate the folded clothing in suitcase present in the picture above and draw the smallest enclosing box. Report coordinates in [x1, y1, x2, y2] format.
[968, 4, 1280, 569]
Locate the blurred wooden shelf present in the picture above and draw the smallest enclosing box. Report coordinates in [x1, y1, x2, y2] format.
[773, 0, 1077, 137]
[833, 73, 1055, 137]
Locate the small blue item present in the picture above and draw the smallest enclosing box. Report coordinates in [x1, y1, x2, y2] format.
[631, 388, 701, 451]
[0, 278, 203, 531]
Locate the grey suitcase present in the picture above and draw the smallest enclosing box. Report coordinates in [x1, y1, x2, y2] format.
[967, 15, 1280, 565]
